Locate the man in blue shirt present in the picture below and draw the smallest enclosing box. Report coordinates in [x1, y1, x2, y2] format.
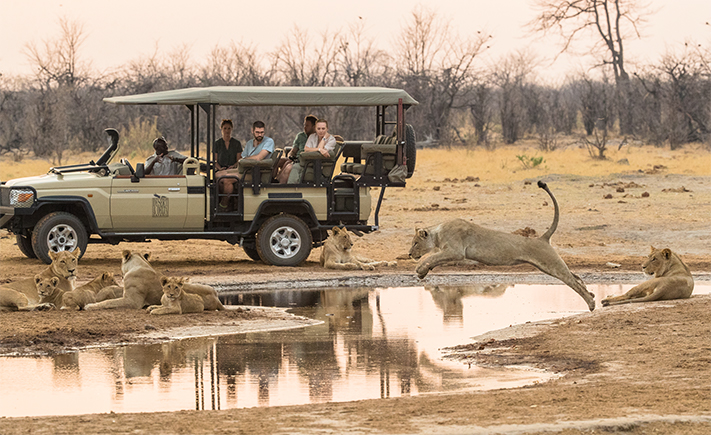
[240, 120, 275, 162]
[218, 121, 275, 209]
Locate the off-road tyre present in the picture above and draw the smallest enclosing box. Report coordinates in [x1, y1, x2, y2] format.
[242, 245, 262, 263]
[405, 124, 416, 178]
[31, 212, 88, 264]
[256, 214, 312, 266]
[16, 230, 37, 259]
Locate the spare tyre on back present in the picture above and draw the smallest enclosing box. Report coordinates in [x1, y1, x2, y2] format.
[405, 124, 416, 178]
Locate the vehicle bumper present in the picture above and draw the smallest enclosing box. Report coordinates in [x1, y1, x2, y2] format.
[0, 206, 14, 228]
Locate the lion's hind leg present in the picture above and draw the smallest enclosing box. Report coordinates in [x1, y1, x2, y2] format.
[525, 246, 596, 311]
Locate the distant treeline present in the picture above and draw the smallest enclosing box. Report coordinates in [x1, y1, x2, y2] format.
[0, 13, 709, 164]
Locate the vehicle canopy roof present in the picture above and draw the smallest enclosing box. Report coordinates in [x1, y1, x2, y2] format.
[104, 86, 419, 107]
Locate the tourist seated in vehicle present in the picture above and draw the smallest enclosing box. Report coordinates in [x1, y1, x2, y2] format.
[287, 119, 337, 184]
[218, 121, 275, 209]
[275, 114, 317, 184]
[145, 137, 188, 175]
[213, 119, 243, 172]
[214, 119, 243, 204]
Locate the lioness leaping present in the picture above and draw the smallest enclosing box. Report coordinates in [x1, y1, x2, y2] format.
[320, 227, 396, 270]
[602, 247, 694, 306]
[409, 181, 596, 311]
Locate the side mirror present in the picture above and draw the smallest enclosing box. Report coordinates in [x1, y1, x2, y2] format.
[132, 163, 145, 183]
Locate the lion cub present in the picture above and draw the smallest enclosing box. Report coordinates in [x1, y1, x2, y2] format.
[146, 276, 204, 315]
[62, 272, 121, 310]
[320, 227, 396, 271]
[602, 246, 694, 306]
[35, 276, 64, 307]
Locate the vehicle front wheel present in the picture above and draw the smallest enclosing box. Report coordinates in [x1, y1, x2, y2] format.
[31, 212, 88, 264]
[256, 214, 312, 266]
[16, 230, 37, 259]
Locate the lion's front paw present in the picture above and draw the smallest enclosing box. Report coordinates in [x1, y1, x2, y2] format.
[33, 303, 56, 311]
[416, 264, 430, 279]
[362, 264, 375, 271]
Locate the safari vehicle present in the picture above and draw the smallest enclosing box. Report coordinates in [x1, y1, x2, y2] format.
[0, 86, 418, 265]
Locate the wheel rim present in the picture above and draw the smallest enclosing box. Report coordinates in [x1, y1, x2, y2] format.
[46, 223, 78, 252]
[267, 225, 302, 260]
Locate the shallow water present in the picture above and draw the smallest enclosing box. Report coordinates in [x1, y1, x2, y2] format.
[0, 282, 708, 417]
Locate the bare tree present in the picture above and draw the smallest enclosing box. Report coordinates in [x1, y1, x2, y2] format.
[274, 26, 341, 86]
[530, 0, 652, 134]
[25, 17, 90, 88]
[394, 5, 490, 142]
[492, 52, 537, 144]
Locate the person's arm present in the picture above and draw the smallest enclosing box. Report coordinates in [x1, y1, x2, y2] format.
[213, 153, 223, 171]
[167, 152, 187, 164]
[243, 149, 270, 161]
[145, 155, 158, 175]
[231, 152, 242, 168]
[317, 134, 333, 157]
[303, 134, 320, 153]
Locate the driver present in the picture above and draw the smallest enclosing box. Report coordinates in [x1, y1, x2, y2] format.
[145, 136, 188, 175]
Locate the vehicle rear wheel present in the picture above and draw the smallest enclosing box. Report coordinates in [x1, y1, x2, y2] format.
[242, 245, 262, 262]
[256, 214, 312, 266]
[31, 212, 88, 264]
[16, 231, 37, 259]
[405, 124, 417, 178]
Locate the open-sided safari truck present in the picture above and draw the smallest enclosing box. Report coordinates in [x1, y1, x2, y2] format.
[0, 86, 418, 265]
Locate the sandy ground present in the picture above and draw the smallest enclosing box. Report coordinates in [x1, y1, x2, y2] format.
[0, 148, 710, 433]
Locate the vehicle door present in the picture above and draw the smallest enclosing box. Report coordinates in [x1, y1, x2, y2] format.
[110, 175, 189, 230]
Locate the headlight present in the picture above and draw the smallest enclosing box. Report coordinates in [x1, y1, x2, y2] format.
[10, 189, 35, 207]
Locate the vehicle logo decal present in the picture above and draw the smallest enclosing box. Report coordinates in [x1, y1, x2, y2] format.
[152, 196, 169, 217]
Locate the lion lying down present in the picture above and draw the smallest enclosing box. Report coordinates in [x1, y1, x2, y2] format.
[602, 246, 694, 306]
[409, 181, 596, 311]
[147, 276, 224, 315]
[320, 227, 396, 271]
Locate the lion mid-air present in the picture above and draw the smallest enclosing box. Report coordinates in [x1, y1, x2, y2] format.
[320, 226, 396, 270]
[602, 247, 694, 306]
[409, 181, 596, 311]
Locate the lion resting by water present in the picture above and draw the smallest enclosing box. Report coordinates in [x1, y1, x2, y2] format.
[2, 250, 79, 304]
[85, 250, 162, 310]
[320, 227, 396, 271]
[146, 276, 204, 315]
[602, 247, 694, 306]
[409, 181, 596, 311]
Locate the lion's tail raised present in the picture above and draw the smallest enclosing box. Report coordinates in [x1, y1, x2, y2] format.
[537, 180, 559, 241]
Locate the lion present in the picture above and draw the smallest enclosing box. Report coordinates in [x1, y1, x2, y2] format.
[602, 247, 694, 306]
[61, 272, 119, 310]
[0, 288, 32, 311]
[320, 227, 397, 271]
[409, 181, 596, 311]
[35, 275, 64, 307]
[181, 281, 225, 311]
[146, 276, 204, 315]
[85, 250, 162, 310]
[3, 249, 80, 304]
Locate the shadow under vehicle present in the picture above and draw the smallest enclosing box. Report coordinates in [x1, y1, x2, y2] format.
[0, 86, 418, 265]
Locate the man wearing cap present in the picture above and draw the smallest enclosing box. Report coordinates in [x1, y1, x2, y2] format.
[145, 137, 188, 175]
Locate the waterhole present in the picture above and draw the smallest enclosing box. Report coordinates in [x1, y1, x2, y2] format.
[0, 282, 708, 417]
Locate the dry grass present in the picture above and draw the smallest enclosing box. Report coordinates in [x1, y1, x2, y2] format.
[2, 141, 709, 182]
[408, 141, 710, 186]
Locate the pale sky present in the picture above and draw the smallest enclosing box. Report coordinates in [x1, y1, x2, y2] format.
[1, 0, 709, 81]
